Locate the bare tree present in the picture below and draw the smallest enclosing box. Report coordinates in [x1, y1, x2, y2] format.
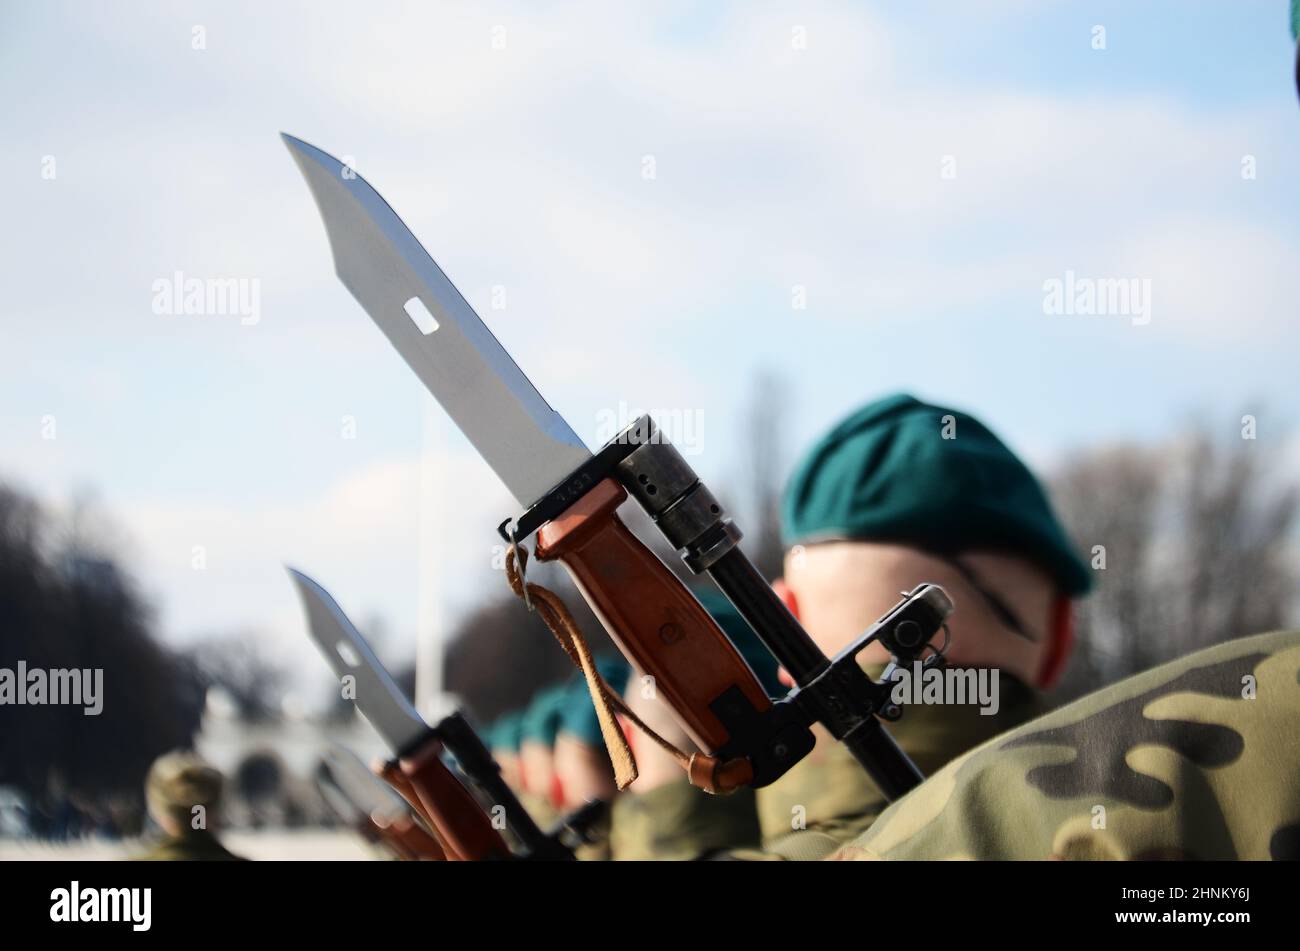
[0, 482, 204, 831]
[440, 576, 616, 723]
[1165, 430, 1299, 655]
[188, 633, 289, 723]
[1050, 446, 1163, 688]
[1049, 416, 1298, 698]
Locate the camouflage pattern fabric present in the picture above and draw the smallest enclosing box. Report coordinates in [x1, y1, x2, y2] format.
[832, 629, 1300, 860]
[515, 788, 560, 835]
[755, 671, 1045, 860]
[609, 783, 763, 861]
[608, 670, 1043, 860]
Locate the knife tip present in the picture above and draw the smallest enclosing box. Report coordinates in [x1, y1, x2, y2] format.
[279, 132, 321, 162]
[284, 564, 313, 587]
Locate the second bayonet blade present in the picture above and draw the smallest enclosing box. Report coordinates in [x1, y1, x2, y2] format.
[288, 567, 429, 755]
[321, 745, 410, 824]
[282, 133, 592, 507]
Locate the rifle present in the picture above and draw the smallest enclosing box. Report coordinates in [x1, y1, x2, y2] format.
[283, 134, 953, 800]
[316, 746, 447, 860]
[290, 568, 606, 860]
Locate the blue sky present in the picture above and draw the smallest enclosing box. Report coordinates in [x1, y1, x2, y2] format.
[2, 1, 1297, 703]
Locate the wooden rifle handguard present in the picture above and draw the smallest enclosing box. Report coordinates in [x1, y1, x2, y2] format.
[378, 745, 512, 861]
[373, 812, 447, 861]
[535, 478, 773, 759]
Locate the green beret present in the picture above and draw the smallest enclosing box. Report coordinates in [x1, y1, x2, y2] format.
[693, 588, 784, 696]
[519, 685, 569, 746]
[782, 393, 1092, 597]
[557, 655, 630, 746]
[486, 711, 524, 753]
[594, 653, 631, 696]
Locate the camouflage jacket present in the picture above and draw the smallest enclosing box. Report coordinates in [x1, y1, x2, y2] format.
[610, 672, 1044, 860]
[609, 784, 763, 861]
[756, 672, 1044, 859]
[832, 629, 1300, 860]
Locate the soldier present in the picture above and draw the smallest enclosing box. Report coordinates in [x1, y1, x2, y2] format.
[538, 658, 629, 858]
[515, 683, 571, 828]
[833, 628, 1300, 860]
[610, 589, 784, 860]
[881, 4, 1300, 859]
[135, 751, 247, 861]
[485, 711, 525, 792]
[553, 656, 629, 809]
[612, 393, 1093, 859]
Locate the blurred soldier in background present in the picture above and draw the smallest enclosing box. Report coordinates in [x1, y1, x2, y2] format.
[553, 657, 628, 809]
[515, 683, 570, 828]
[135, 751, 247, 861]
[486, 711, 524, 792]
[612, 393, 1093, 859]
[539, 658, 630, 858]
[611, 589, 782, 859]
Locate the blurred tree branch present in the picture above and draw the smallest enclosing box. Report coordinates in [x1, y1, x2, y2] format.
[0, 483, 204, 831]
[187, 632, 289, 723]
[1049, 414, 1298, 698]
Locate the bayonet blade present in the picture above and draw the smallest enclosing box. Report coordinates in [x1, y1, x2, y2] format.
[282, 133, 592, 507]
[316, 767, 365, 825]
[288, 567, 429, 755]
[321, 745, 410, 824]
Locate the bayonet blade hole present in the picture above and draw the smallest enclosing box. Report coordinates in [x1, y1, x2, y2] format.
[336, 642, 362, 667]
[403, 296, 440, 335]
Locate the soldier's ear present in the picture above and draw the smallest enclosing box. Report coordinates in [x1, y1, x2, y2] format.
[772, 577, 800, 620]
[773, 579, 799, 687]
[1035, 594, 1075, 689]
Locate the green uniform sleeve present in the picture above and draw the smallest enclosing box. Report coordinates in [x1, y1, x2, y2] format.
[755, 669, 1045, 856]
[834, 629, 1300, 860]
[608, 670, 1046, 861]
[608, 781, 762, 861]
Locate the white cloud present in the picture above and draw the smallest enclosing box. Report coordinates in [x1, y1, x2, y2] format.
[121, 449, 512, 648]
[2, 0, 1296, 662]
[1113, 217, 1300, 340]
